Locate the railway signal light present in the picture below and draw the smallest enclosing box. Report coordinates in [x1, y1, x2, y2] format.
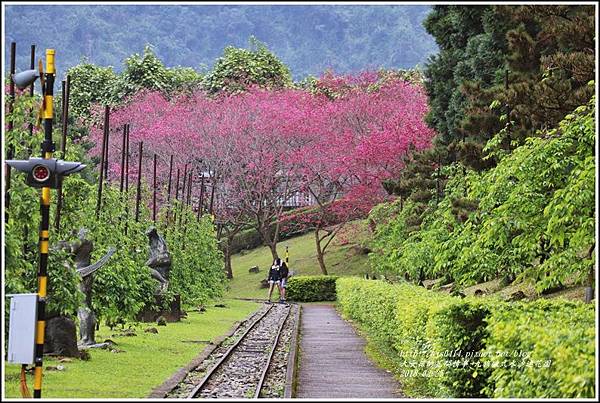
[33, 164, 50, 183]
[6, 157, 85, 189]
[9, 47, 86, 399]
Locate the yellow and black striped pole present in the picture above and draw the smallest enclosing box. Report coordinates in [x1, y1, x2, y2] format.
[285, 245, 289, 266]
[33, 48, 56, 399]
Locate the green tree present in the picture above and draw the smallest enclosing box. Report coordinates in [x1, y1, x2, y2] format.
[66, 46, 203, 134]
[114, 44, 173, 99]
[423, 5, 510, 170]
[370, 94, 595, 293]
[397, 4, 595, 225]
[496, 5, 595, 142]
[202, 37, 293, 94]
[66, 60, 118, 122]
[423, 5, 594, 173]
[168, 66, 204, 94]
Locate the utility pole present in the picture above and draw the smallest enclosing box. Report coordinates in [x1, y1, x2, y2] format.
[33, 49, 56, 399]
[7, 49, 85, 399]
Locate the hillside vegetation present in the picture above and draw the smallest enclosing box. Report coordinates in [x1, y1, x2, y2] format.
[369, 88, 595, 296]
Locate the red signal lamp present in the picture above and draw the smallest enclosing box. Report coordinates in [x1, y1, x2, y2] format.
[32, 165, 51, 182]
[6, 157, 86, 189]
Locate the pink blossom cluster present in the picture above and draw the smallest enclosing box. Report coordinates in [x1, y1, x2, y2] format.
[87, 72, 435, 224]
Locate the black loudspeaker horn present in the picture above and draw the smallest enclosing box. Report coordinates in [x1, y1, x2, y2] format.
[12, 69, 40, 89]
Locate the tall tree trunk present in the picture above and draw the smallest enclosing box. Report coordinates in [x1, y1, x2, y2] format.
[257, 221, 278, 260]
[224, 240, 233, 279]
[315, 229, 328, 275]
[585, 242, 595, 303]
[268, 241, 278, 261]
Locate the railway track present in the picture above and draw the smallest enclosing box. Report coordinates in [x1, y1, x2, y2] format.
[186, 303, 292, 399]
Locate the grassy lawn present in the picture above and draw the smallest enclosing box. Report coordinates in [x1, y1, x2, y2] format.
[226, 223, 372, 300]
[3, 298, 259, 399]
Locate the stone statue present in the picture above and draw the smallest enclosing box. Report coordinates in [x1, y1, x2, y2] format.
[145, 226, 171, 294]
[64, 228, 115, 347]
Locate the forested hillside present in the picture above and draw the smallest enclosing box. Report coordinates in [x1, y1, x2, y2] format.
[4, 4, 437, 80]
[372, 5, 595, 295]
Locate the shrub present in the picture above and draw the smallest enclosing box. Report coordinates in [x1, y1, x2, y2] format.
[482, 299, 596, 398]
[368, 97, 596, 292]
[336, 277, 399, 342]
[167, 207, 226, 307]
[394, 284, 456, 394]
[286, 275, 338, 302]
[227, 227, 263, 254]
[337, 278, 458, 396]
[427, 298, 497, 397]
[336, 278, 596, 398]
[278, 206, 318, 238]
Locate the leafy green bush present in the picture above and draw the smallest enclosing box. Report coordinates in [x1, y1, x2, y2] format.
[337, 278, 458, 396]
[228, 227, 263, 254]
[336, 277, 399, 342]
[202, 39, 292, 94]
[482, 299, 596, 398]
[286, 275, 338, 302]
[427, 298, 496, 397]
[393, 284, 456, 393]
[166, 205, 226, 307]
[369, 95, 596, 293]
[336, 278, 595, 398]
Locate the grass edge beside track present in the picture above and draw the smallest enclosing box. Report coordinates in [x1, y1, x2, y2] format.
[3, 298, 259, 399]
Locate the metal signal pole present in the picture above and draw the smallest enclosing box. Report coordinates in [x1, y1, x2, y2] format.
[33, 48, 57, 399]
[8, 49, 85, 399]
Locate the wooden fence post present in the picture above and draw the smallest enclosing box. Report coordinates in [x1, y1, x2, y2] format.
[95, 106, 109, 217]
[153, 153, 157, 222]
[135, 141, 144, 222]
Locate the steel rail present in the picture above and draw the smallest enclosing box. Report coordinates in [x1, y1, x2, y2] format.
[187, 304, 275, 399]
[254, 305, 292, 398]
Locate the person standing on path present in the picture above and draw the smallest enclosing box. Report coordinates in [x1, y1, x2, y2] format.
[266, 259, 281, 303]
[279, 259, 289, 304]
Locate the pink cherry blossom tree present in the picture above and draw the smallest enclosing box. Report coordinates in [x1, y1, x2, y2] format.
[86, 70, 435, 277]
[207, 87, 323, 261]
[293, 72, 435, 274]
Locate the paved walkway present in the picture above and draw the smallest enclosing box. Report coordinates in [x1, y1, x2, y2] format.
[296, 304, 402, 398]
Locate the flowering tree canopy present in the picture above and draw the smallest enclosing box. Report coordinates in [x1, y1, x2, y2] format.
[87, 71, 435, 272]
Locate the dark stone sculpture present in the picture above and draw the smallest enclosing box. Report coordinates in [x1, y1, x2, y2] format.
[44, 316, 79, 357]
[145, 226, 171, 293]
[136, 227, 181, 323]
[65, 228, 115, 347]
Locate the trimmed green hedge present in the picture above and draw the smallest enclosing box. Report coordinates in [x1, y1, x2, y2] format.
[481, 299, 596, 398]
[227, 228, 264, 254]
[336, 278, 458, 396]
[336, 278, 596, 398]
[286, 275, 338, 302]
[427, 299, 495, 397]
